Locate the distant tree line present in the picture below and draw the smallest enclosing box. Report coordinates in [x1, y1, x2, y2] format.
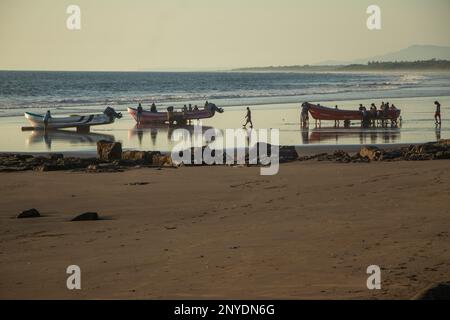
[233, 59, 450, 72]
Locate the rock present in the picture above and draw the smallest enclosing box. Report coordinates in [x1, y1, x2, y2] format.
[18, 208, 41, 219]
[153, 153, 173, 167]
[97, 141, 122, 161]
[359, 146, 383, 161]
[34, 163, 59, 172]
[0, 166, 30, 172]
[49, 153, 64, 160]
[279, 146, 299, 163]
[71, 212, 99, 221]
[435, 151, 450, 159]
[86, 164, 98, 172]
[412, 282, 450, 300]
[122, 151, 153, 164]
[381, 150, 403, 161]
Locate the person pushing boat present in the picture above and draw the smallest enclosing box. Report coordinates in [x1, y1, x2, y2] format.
[136, 103, 143, 125]
[43, 110, 51, 131]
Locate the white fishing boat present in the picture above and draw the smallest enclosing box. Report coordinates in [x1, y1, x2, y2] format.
[24, 107, 122, 132]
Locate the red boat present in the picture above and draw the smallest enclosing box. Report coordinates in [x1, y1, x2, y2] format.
[128, 103, 224, 125]
[303, 102, 401, 121]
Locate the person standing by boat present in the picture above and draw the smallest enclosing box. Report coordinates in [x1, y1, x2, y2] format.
[43, 110, 51, 131]
[136, 103, 143, 125]
[434, 101, 441, 125]
[150, 103, 157, 113]
[334, 105, 340, 128]
[243, 107, 253, 128]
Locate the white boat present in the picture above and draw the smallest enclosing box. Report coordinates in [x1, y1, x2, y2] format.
[24, 107, 122, 131]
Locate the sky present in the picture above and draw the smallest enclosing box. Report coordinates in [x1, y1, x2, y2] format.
[1, 0, 449, 71]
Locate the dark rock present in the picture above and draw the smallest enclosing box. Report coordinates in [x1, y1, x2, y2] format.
[412, 282, 450, 300]
[49, 153, 64, 160]
[279, 146, 299, 163]
[97, 141, 122, 161]
[18, 208, 41, 219]
[435, 151, 450, 159]
[71, 212, 99, 221]
[0, 166, 30, 172]
[381, 150, 403, 161]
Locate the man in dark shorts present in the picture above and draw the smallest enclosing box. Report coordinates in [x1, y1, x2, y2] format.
[434, 101, 441, 125]
[243, 107, 253, 128]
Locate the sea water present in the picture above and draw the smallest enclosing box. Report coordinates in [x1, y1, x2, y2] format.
[0, 71, 448, 152]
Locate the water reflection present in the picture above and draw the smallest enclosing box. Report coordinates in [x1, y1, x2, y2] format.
[128, 124, 216, 148]
[26, 129, 115, 150]
[302, 126, 401, 145]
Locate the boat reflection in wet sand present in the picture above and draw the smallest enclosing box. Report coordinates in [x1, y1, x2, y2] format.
[27, 129, 115, 149]
[301, 126, 401, 144]
[128, 123, 216, 147]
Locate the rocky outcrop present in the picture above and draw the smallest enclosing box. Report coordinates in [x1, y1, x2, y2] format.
[71, 212, 99, 221]
[17, 208, 41, 219]
[97, 141, 122, 161]
[359, 146, 383, 161]
[412, 282, 450, 300]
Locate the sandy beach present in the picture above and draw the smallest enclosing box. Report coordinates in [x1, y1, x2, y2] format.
[1, 160, 449, 300]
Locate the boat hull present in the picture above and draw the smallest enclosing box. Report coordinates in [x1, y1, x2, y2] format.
[24, 112, 115, 129]
[307, 103, 401, 121]
[128, 107, 216, 124]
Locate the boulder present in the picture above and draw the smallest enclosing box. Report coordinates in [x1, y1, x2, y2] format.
[18, 208, 41, 219]
[153, 153, 173, 167]
[359, 146, 383, 161]
[122, 151, 152, 164]
[97, 141, 122, 161]
[71, 212, 99, 221]
[412, 282, 450, 300]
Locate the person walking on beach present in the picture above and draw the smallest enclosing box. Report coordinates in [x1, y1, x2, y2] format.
[434, 101, 441, 125]
[243, 107, 253, 128]
[43, 110, 51, 131]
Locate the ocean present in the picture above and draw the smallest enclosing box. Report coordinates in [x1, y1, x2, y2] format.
[0, 71, 449, 152]
[1, 71, 450, 117]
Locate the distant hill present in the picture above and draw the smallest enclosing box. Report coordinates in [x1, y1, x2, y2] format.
[232, 59, 450, 72]
[316, 45, 450, 66]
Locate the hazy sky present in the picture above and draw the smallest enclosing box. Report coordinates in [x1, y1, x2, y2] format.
[1, 0, 449, 71]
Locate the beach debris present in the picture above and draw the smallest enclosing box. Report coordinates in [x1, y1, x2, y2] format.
[17, 208, 41, 219]
[126, 182, 149, 186]
[97, 140, 122, 161]
[71, 212, 99, 221]
[412, 282, 450, 300]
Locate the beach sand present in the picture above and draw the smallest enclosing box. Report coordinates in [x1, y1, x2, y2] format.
[0, 161, 449, 299]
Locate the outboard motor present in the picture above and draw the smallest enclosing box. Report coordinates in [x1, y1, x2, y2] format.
[104, 106, 123, 120]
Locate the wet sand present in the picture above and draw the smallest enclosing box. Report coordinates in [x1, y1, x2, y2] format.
[0, 161, 449, 299]
[0, 95, 449, 153]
